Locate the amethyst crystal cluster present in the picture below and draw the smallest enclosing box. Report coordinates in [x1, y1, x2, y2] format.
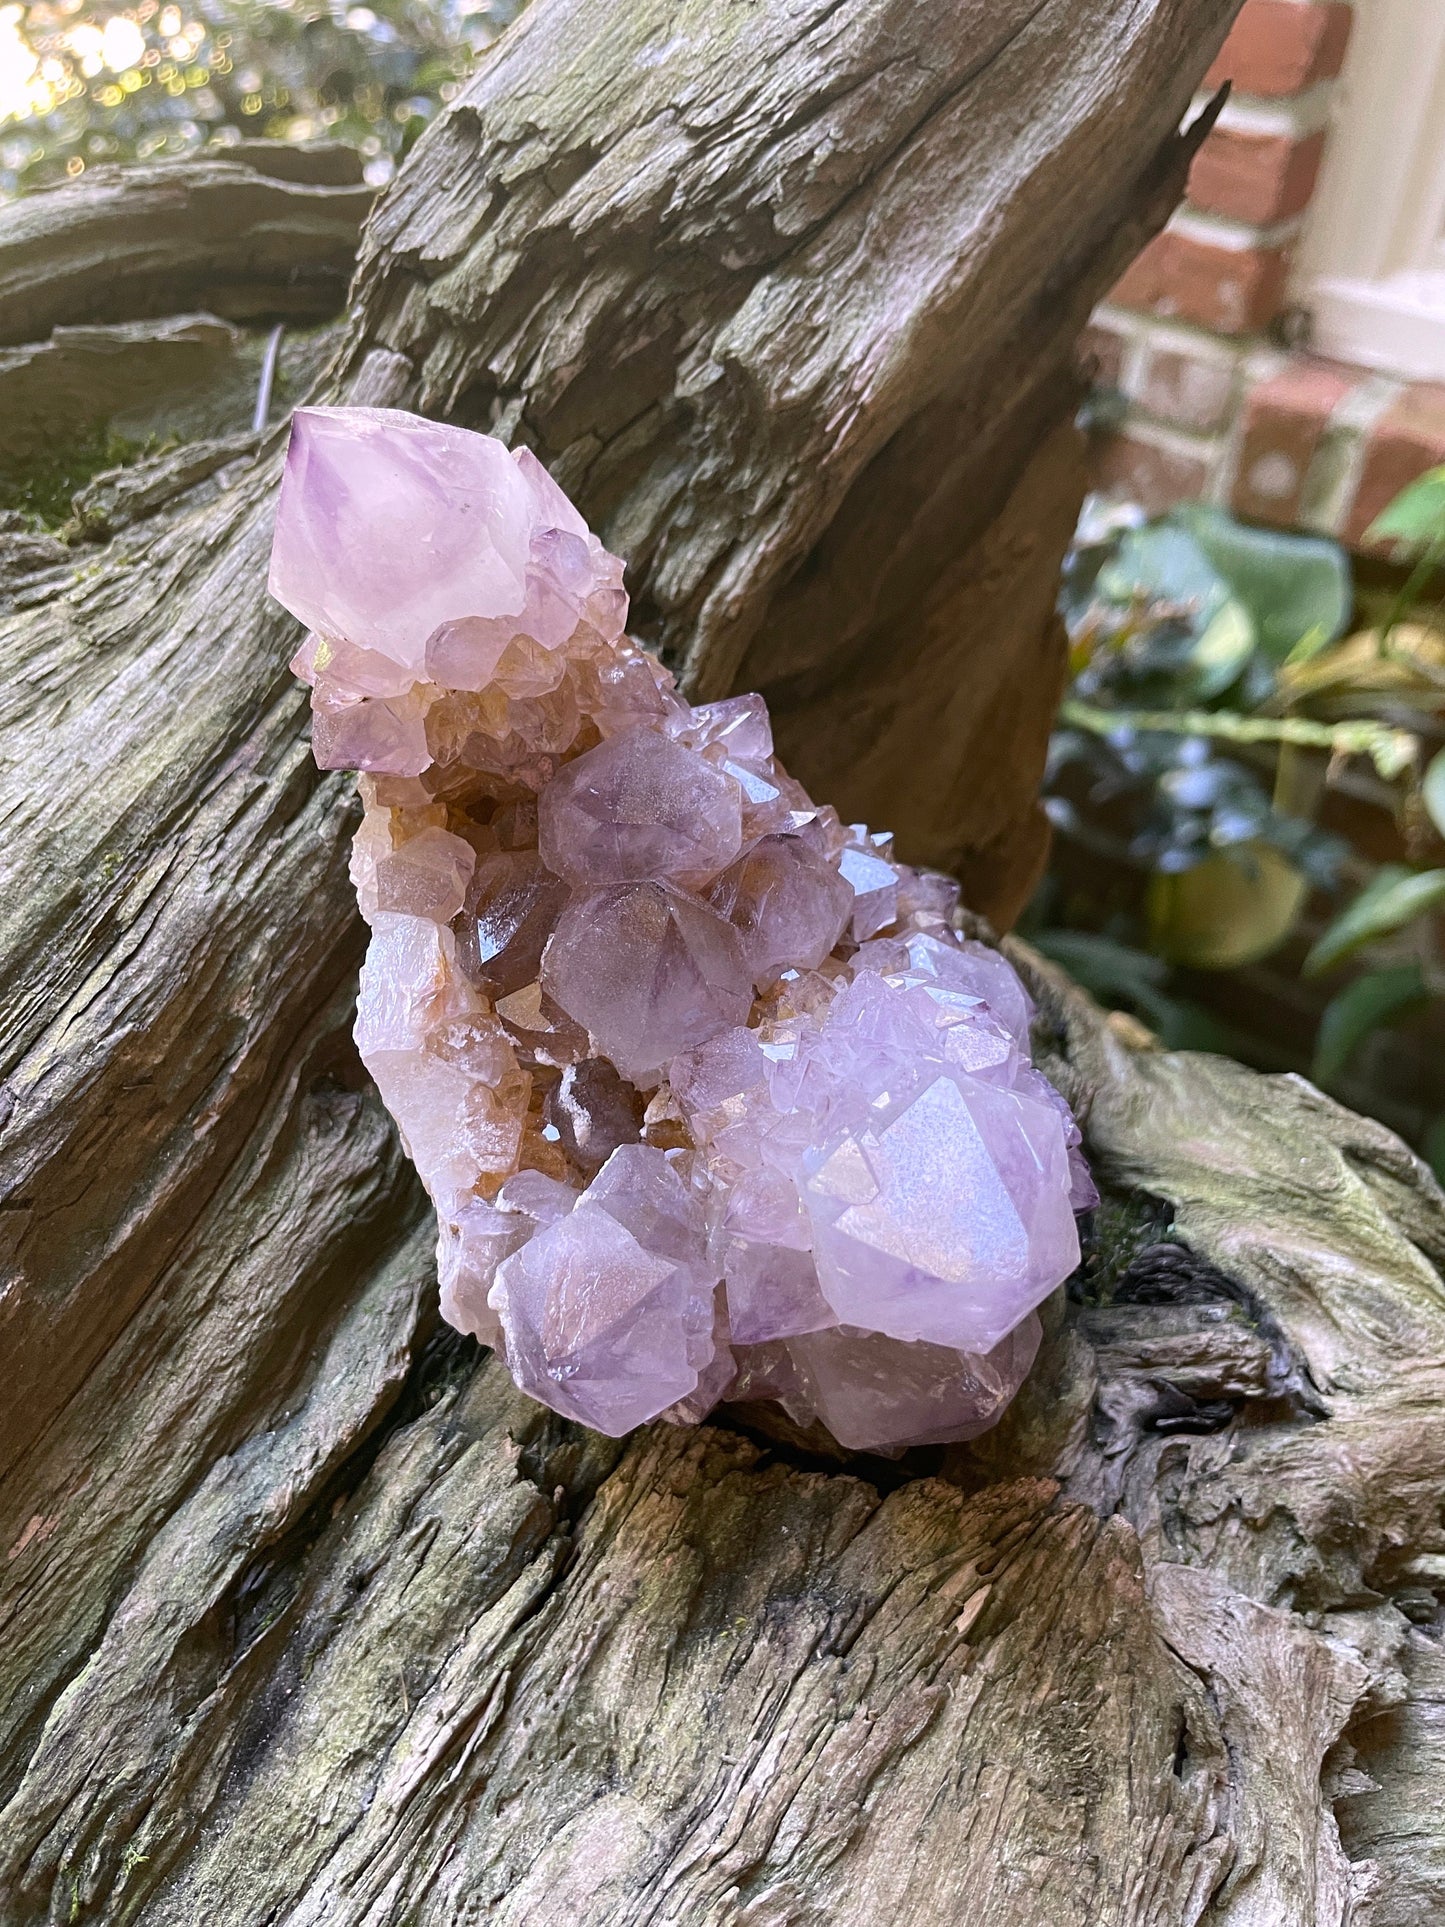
[270, 407, 1094, 1452]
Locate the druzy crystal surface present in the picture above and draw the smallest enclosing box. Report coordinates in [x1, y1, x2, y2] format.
[272, 406, 1094, 1453]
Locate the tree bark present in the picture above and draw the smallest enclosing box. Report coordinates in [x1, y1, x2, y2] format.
[338, 0, 1228, 924]
[7, 4, 1443, 1924]
[0, 145, 373, 345]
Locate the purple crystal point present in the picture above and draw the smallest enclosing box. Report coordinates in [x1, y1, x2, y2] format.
[837, 830, 901, 940]
[661, 1292, 738, 1424]
[489, 1202, 713, 1433]
[438, 1200, 527, 1348]
[272, 408, 534, 677]
[495, 1168, 580, 1226]
[538, 730, 744, 888]
[311, 689, 432, 777]
[363, 825, 475, 924]
[457, 849, 569, 995]
[708, 834, 853, 986]
[801, 1068, 1078, 1353]
[720, 1232, 833, 1345]
[542, 880, 753, 1084]
[671, 692, 774, 760]
[271, 407, 1091, 1449]
[780, 1315, 1042, 1454]
[353, 915, 530, 1215]
[544, 1057, 645, 1174]
[584, 1144, 710, 1278]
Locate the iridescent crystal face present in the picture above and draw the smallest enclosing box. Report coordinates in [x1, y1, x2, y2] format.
[272, 406, 1093, 1453]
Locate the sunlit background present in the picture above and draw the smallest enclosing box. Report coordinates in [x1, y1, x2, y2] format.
[0, 0, 516, 192]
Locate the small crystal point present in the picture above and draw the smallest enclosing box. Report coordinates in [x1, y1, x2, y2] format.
[541, 880, 753, 1084]
[368, 825, 475, 923]
[708, 834, 854, 986]
[457, 849, 569, 996]
[538, 729, 744, 889]
[722, 1238, 835, 1345]
[490, 1203, 711, 1433]
[802, 1071, 1079, 1353]
[438, 1199, 528, 1349]
[311, 689, 432, 777]
[271, 408, 1091, 1449]
[837, 836, 900, 940]
[780, 1315, 1043, 1454]
[545, 1058, 645, 1173]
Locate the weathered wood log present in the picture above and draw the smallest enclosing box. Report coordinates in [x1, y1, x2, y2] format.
[0, 145, 373, 346]
[5, 3, 1444, 1923]
[0, 316, 240, 459]
[339, 0, 1229, 923]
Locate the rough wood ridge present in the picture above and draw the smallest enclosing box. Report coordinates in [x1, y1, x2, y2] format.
[0, 143, 374, 346]
[6, 2, 1442, 1921]
[336, 0, 1235, 923]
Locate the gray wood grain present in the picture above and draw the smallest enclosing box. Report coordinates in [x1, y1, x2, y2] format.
[338, 0, 1235, 922]
[0, 146, 372, 345]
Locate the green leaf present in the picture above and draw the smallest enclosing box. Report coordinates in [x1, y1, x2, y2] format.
[1030, 931, 1168, 1004]
[1312, 965, 1429, 1085]
[1173, 504, 1352, 663]
[1192, 598, 1257, 700]
[1029, 931, 1214, 1043]
[1152, 1000, 1246, 1055]
[1424, 746, 1445, 840]
[1303, 866, 1445, 976]
[1097, 524, 1223, 612]
[1364, 465, 1445, 555]
[1148, 843, 1309, 970]
[1097, 525, 1256, 698]
[1281, 622, 1335, 669]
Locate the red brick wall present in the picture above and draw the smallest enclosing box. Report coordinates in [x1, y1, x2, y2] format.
[1089, 0, 1445, 547]
[1110, 0, 1349, 345]
[1187, 124, 1325, 226]
[1110, 230, 1291, 337]
[1203, 0, 1352, 96]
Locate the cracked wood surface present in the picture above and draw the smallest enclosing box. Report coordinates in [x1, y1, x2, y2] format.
[336, 0, 1235, 923]
[6, 2, 1444, 1921]
[0, 144, 372, 346]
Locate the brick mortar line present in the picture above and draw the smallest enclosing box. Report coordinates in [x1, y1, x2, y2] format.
[1169, 206, 1305, 254]
[1188, 79, 1339, 141]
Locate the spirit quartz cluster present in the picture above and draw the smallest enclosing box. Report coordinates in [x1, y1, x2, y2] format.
[270, 407, 1095, 1453]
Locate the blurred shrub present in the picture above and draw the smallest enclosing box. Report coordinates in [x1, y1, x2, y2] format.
[0, 0, 521, 192]
[1037, 470, 1445, 1170]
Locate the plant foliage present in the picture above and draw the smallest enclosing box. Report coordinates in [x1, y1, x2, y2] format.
[1044, 481, 1445, 1175]
[0, 0, 520, 193]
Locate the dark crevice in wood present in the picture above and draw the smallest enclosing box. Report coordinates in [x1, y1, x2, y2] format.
[223, 1312, 462, 1668]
